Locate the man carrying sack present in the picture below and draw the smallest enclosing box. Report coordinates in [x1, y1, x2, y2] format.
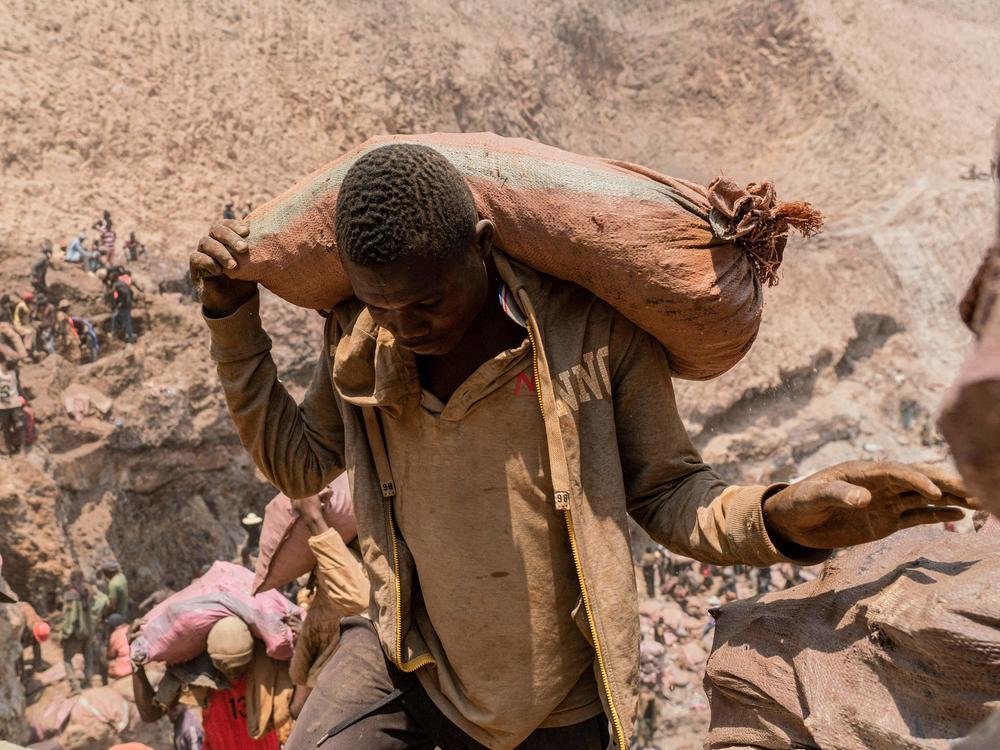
[192, 144, 972, 750]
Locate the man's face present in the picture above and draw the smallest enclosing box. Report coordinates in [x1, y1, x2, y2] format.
[211, 659, 247, 683]
[342, 235, 489, 357]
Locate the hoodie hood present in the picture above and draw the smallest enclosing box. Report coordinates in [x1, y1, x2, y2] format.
[331, 302, 420, 418]
[330, 252, 544, 418]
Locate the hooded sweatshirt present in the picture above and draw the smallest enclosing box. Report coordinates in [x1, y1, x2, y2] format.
[205, 252, 825, 749]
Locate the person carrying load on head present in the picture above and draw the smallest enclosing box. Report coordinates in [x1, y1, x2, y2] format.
[192, 141, 974, 750]
[131, 615, 292, 750]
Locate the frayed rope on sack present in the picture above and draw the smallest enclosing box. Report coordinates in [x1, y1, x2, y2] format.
[707, 177, 824, 287]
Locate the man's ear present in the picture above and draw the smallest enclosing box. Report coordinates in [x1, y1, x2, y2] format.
[474, 219, 495, 260]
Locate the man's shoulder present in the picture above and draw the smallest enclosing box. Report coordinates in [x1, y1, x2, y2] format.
[503, 254, 618, 324]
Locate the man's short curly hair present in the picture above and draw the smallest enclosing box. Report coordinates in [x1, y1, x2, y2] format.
[335, 144, 478, 267]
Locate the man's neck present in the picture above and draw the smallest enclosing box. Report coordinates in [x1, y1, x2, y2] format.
[416, 264, 526, 403]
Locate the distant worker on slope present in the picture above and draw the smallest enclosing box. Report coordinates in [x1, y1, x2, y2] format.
[100, 218, 118, 266]
[640, 546, 658, 599]
[124, 231, 146, 262]
[11, 291, 36, 357]
[31, 243, 53, 293]
[100, 558, 129, 620]
[59, 570, 93, 694]
[102, 269, 136, 344]
[65, 232, 87, 263]
[240, 511, 264, 567]
[0, 323, 27, 455]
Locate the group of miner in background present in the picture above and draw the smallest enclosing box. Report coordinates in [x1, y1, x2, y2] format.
[10, 511, 274, 750]
[631, 545, 818, 747]
[637, 545, 812, 603]
[0, 209, 148, 456]
[8, 497, 805, 750]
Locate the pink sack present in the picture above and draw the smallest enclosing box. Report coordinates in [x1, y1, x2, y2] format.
[130, 561, 301, 665]
[253, 473, 357, 594]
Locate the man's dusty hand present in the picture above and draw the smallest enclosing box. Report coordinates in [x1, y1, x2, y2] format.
[190, 219, 258, 317]
[762, 460, 974, 551]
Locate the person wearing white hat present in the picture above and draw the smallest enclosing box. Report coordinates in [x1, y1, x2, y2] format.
[241, 512, 264, 566]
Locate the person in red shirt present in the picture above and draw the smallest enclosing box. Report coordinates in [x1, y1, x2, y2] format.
[106, 614, 133, 679]
[132, 616, 287, 750]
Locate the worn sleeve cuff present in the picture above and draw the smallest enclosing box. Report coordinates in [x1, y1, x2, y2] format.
[307, 527, 343, 557]
[203, 292, 272, 363]
[726, 484, 831, 566]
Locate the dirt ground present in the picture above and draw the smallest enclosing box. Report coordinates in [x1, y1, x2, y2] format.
[0, 0, 998, 746]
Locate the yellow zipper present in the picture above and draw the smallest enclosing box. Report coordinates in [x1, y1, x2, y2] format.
[526, 322, 628, 750]
[385, 502, 435, 673]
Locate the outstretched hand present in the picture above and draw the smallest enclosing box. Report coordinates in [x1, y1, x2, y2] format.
[762, 460, 975, 552]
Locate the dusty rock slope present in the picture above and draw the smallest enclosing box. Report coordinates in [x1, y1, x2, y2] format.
[0, 0, 998, 744]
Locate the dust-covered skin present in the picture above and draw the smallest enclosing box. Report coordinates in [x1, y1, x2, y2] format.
[762, 460, 971, 551]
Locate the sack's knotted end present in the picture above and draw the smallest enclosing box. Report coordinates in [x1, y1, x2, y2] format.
[707, 177, 824, 287]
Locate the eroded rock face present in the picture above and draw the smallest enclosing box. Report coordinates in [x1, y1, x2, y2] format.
[704, 523, 1000, 750]
[0, 602, 28, 744]
[0, 285, 321, 613]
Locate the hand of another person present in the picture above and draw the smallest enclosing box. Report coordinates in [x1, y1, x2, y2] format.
[762, 460, 974, 552]
[126, 617, 145, 644]
[294, 492, 330, 536]
[189, 220, 258, 317]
